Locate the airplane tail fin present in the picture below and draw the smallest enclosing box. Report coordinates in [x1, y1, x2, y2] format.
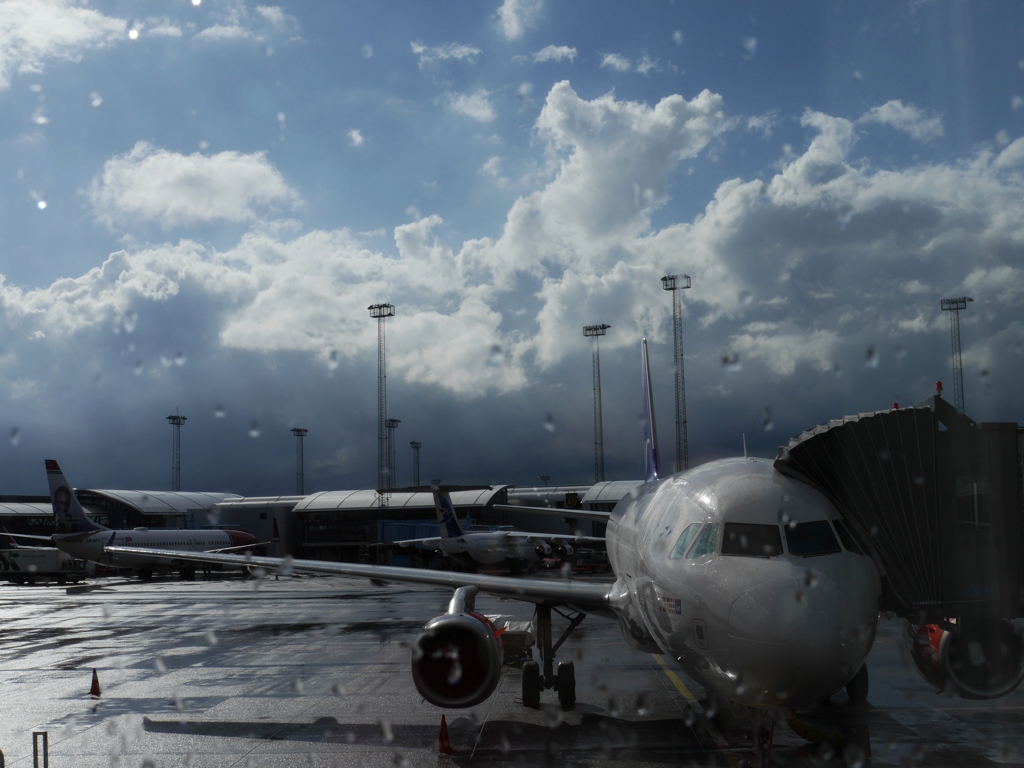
[431, 486, 464, 539]
[45, 460, 105, 534]
[0, 525, 17, 550]
[642, 339, 660, 483]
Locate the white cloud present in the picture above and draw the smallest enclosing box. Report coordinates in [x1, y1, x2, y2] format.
[410, 41, 481, 68]
[0, 0, 126, 89]
[728, 329, 839, 377]
[742, 37, 757, 59]
[348, 129, 364, 147]
[533, 45, 576, 63]
[858, 100, 944, 141]
[194, 24, 251, 42]
[600, 53, 632, 72]
[194, 4, 299, 43]
[85, 142, 302, 230]
[497, 0, 543, 41]
[636, 55, 660, 75]
[480, 156, 508, 188]
[447, 90, 496, 122]
[144, 18, 183, 38]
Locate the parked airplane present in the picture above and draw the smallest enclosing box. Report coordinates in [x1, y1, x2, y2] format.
[42, 460, 258, 580]
[0, 525, 88, 584]
[103, 340, 882, 738]
[388, 487, 604, 573]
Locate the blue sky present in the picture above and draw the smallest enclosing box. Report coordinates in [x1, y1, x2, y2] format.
[0, 0, 1022, 495]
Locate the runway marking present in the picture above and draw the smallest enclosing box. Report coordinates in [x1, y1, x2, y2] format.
[652, 654, 737, 760]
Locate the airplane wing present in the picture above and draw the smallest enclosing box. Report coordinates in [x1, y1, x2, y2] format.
[386, 537, 442, 549]
[507, 532, 606, 546]
[493, 504, 612, 522]
[2, 532, 56, 544]
[103, 545, 614, 612]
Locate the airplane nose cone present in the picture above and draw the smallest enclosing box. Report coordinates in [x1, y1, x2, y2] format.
[726, 573, 873, 705]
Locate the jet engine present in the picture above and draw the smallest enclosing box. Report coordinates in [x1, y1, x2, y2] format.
[555, 542, 574, 557]
[411, 610, 503, 708]
[534, 542, 553, 557]
[905, 620, 1024, 699]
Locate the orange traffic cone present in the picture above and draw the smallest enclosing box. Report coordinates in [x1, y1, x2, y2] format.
[90, 668, 101, 697]
[437, 714, 453, 754]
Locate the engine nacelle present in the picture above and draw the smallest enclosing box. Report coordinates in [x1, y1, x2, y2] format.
[534, 542, 552, 557]
[411, 611, 503, 708]
[905, 620, 1024, 699]
[555, 542, 574, 557]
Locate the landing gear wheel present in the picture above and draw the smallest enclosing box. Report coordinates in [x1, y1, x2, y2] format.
[846, 663, 869, 703]
[556, 661, 576, 709]
[138, 567, 153, 581]
[522, 660, 541, 707]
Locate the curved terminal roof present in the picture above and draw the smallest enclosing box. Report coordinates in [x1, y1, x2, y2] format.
[215, 496, 305, 510]
[294, 487, 507, 512]
[0, 501, 53, 517]
[85, 490, 243, 514]
[580, 480, 644, 507]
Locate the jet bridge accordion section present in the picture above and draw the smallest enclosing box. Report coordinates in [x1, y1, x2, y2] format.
[775, 398, 1023, 620]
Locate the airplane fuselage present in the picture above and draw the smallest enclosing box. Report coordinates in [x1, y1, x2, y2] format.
[439, 532, 539, 566]
[605, 457, 880, 708]
[54, 529, 254, 569]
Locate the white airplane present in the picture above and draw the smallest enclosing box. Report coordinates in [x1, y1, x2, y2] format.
[103, 340, 882, 738]
[41, 460, 259, 580]
[388, 486, 604, 573]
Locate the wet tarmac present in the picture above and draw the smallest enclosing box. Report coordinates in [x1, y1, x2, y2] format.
[0, 573, 1022, 767]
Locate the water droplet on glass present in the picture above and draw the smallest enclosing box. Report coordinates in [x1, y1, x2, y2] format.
[778, 509, 790, 525]
[379, 719, 393, 743]
[761, 407, 774, 432]
[705, 700, 718, 719]
[721, 353, 742, 372]
[607, 696, 620, 717]
[205, 630, 217, 646]
[249, 421, 261, 438]
[635, 693, 649, 716]
[819, 742, 835, 761]
[795, 589, 806, 604]
[174, 351, 187, 366]
[279, 555, 294, 577]
[895, 345, 907, 360]
[154, 657, 166, 674]
[489, 344, 503, 366]
[805, 569, 818, 588]
[160, 356, 173, 368]
[327, 349, 339, 370]
[332, 682, 346, 696]
[393, 755, 410, 768]
[9, 427, 20, 447]
[913, 475, 925, 486]
[879, 448, 890, 461]
[979, 368, 992, 389]
[683, 707, 697, 727]
[844, 743, 866, 768]
[291, 676, 305, 694]
[968, 640, 987, 666]
[560, 562, 572, 580]
[90, 92, 103, 107]
[214, 404, 226, 418]
[543, 414, 556, 432]
[870, 524, 880, 537]
[865, 345, 879, 368]
[134, 360, 144, 375]
[738, 290, 753, 306]
[173, 693, 185, 710]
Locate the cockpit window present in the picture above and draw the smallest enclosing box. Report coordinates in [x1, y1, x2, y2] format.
[668, 522, 702, 560]
[721, 523, 783, 558]
[831, 519, 865, 555]
[784, 520, 842, 556]
[687, 523, 719, 558]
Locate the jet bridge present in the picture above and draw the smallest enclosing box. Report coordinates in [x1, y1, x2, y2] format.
[775, 394, 1023, 622]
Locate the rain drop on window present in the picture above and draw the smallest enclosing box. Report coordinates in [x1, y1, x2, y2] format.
[761, 407, 774, 432]
[738, 290, 753, 306]
[864, 345, 879, 368]
[9, 427, 20, 447]
[214, 404, 226, 418]
[721, 353, 742, 372]
[249, 421, 261, 438]
[543, 414, 556, 432]
[327, 349, 339, 370]
[134, 361, 144, 375]
[174, 351, 187, 366]
[90, 92, 103, 107]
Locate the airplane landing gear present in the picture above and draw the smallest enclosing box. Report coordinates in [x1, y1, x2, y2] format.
[520, 604, 585, 709]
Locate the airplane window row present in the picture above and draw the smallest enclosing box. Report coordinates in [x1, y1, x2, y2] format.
[668, 520, 852, 559]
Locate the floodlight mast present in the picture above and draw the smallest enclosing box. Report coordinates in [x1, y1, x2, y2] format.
[369, 303, 396, 506]
[662, 274, 691, 471]
[409, 441, 422, 487]
[386, 418, 401, 492]
[166, 410, 187, 492]
[583, 323, 611, 482]
[291, 428, 308, 495]
[939, 296, 973, 413]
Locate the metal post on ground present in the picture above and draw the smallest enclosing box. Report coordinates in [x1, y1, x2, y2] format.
[32, 731, 48, 768]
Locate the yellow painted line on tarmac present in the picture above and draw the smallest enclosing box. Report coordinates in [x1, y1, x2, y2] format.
[653, 654, 737, 761]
